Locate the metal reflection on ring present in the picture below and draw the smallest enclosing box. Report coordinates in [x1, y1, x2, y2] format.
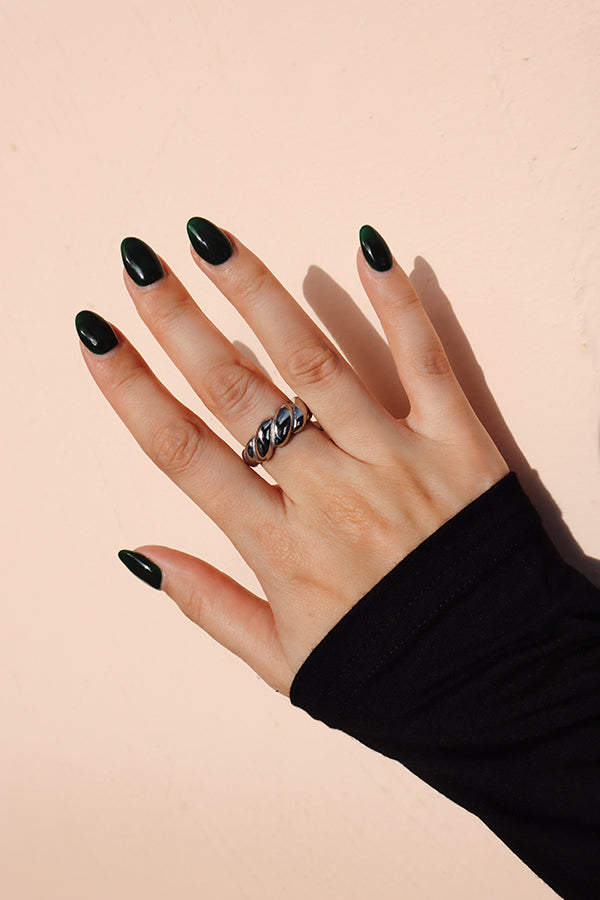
[242, 397, 311, 467]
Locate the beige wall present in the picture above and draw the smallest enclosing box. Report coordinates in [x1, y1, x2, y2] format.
[2, 0, 599, 897]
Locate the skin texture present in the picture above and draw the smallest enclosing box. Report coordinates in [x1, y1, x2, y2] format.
[78, 225, 509, 696]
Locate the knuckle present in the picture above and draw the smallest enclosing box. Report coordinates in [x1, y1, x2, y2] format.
[111, 357, 150, 399]
[326, 494, 376, 535]
[308, 461, 398, 544]
[153, 296, 189, 334]
[320, 488, 393, 551]
[411, 343, 453, 378]
[229, 263, 272, 307]
[286, 338, 341, 388]
[386, 289, 421, 327]
[203, 360, 260, 417]
[150, 418, 207, 477]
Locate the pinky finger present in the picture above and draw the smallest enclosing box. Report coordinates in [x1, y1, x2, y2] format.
[118, 546, 295, 696]
[356, 226, 471, 435]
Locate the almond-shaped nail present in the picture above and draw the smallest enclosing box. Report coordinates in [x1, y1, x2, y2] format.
[75, 310, 119, 354]
[359, 224, 394, 272]
[118, 550, 162, 589]
[186, 216, 233, 265]
[120, 237, 165, 286]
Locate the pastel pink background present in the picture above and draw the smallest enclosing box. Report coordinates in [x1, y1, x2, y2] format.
[2, 1, 599, 897]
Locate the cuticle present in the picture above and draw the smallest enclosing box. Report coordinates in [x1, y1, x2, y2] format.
[130, 274, 167, 292]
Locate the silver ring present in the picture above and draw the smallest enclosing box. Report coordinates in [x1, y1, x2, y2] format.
[242, 397, 315, 467]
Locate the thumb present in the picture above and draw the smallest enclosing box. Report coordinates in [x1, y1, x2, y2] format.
[118, 545, 294, 696]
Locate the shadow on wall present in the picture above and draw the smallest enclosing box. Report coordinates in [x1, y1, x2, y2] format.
[235, 257, 600, 590]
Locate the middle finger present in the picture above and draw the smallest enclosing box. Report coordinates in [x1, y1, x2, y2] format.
[185, 217, 398, 454]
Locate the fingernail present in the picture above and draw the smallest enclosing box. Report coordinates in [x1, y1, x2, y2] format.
[75, 310, 119, 355]
[359, 224, 394, 272]
[120, 236, 165, 286]
[118, 550, 162, 590]
[186, 216, 233, 265]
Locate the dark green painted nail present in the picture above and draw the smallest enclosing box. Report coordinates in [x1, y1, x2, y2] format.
[120, 236, 165, 286]
[186, 217, 233, 265]
[75, 310, 119, 354]
[118, 550, 162, 590]
[359, 224, 394, 272]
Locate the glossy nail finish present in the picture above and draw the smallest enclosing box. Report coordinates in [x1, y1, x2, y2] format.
[120, 236, 165, 286]
[359, 224, 394, 272]
[75, 310, 119, 354]
[186, 216, 233, 265]
[118, 550, 162, 590]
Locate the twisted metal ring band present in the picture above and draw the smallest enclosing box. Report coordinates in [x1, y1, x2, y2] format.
[242, 396, 313, 467]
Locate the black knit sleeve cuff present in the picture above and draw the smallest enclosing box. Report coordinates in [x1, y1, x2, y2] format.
[289, 471, 600, 899]
[289, 471, 544, 724]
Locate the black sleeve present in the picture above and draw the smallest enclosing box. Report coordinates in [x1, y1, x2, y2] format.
[289, 472, 600, 900]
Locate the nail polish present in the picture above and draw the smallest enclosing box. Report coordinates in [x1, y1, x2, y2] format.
[120, 236, 165, 286]
[75, 310, 119, 354]
[359, 224, 394, 272]
[186, 217, 233, 265]
[118, 550, 162, 590]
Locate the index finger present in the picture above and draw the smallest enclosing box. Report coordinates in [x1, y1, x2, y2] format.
[74, 310, 284, 555]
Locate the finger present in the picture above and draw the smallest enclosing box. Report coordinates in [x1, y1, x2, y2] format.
[357, 225, 472, 435]
[185, 217, 399, 456]
[75, 310, 283, 552]
[120, 237, 333, 486]
[119, 545, 294, 695]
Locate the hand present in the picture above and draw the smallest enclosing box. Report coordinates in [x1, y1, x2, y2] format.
[76, 219, 509, 697]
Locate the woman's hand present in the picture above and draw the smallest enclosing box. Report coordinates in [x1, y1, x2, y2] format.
[75, 219, 509, 696]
